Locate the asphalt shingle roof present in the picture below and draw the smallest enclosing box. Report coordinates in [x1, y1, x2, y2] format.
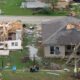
[42, 16, 80, 45]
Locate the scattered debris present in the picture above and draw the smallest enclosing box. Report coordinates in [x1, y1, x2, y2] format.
[47, 72, 60, 76]
[50, 63, 62, 70]
[64, 68, 70, 72]
[30, 65, 39, 72]
[26, 45, 40, 61]
[12, 66, 16, 72]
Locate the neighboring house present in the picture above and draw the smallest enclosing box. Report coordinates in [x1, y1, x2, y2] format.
[20, 0, 50, 9]
[0, 21, 23, 51]
[3, 40, 22, 50]
[42, 16, 80, 58]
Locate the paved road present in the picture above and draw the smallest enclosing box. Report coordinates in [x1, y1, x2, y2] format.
[0, 16, 65, 24]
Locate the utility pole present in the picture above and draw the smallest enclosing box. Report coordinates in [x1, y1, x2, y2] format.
[74, 47, 77, 77]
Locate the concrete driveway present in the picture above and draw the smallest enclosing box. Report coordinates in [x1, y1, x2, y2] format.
[0, 16, 65, 24]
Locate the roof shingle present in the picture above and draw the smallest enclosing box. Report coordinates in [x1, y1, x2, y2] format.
[42, 16, 80, 45]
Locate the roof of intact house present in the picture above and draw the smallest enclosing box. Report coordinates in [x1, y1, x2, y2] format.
[21, 1, 50, 8]
[42, 16, 80, 45]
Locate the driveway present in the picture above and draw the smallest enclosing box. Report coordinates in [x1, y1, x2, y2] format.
[0, 16, 65, 24]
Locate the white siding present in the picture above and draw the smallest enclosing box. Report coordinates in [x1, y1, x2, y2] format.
[4, 40, 22, 50]
[0, 50, 9, 56]
[16, 30, 22, 40]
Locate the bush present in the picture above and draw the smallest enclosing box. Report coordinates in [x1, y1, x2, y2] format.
[32, 7, 53, 15]
[21, 56, 30, 63]
[40, 7, 53, 15]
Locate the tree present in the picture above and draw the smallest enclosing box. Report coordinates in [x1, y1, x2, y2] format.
[70, 3, 80, 17]
[45, 0, 58, 10]
[51, 0, 58, 10]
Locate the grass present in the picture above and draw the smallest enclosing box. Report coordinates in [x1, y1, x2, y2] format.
[0, 0, 32, 15]
[0, 0, 68, 16]
[0, 48, 32, 69]
[0, 33, 33, 69]
[1, 70, 74, 80]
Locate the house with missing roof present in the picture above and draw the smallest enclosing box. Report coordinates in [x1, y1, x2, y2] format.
[0, 21, 23, 55]
[42, 17, 80, 58]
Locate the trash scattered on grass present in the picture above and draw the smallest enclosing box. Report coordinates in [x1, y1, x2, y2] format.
[47, 72, 60, 76]
[64, 68, 70, 72]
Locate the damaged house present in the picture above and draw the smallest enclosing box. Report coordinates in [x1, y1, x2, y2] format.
[42, 17, 80, 58]
[0, 21, 23, 55]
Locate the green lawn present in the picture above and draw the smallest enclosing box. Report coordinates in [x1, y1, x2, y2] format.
[0, 0, 68, 16]
[0, 0, 32, 15]
[1, 70, 74, 80]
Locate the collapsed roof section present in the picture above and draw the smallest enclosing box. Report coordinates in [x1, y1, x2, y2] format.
[0, 21, 23, 41]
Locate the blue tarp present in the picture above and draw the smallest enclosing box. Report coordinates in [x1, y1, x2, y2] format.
[12, 66, 16, 72]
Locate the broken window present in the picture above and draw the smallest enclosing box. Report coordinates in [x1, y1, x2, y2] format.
[11, 42, 18, 46]
[5, 44, 8, 48]
[50, 46, 60, 55]
[15, 42, 18, 46]
[55, 47, 60, 55]
[50, 46, 54, 54]
[65, 45, 74, 56]
[12, 42, 14, 46]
